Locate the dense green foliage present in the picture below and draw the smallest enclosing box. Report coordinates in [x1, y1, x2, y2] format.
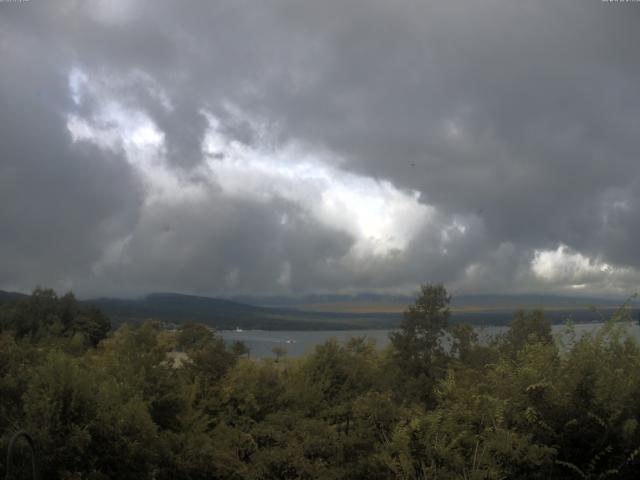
[2, 285, 640, 479]
[0, 288, 110, 347]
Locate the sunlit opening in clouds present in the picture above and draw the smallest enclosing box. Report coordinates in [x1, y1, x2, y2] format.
[202, 114, 435, 257]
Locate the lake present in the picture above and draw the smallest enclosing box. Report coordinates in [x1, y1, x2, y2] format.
[220, 322, 640, 359]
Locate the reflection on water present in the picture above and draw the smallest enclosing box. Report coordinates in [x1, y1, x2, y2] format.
[220, 322, 640, 359]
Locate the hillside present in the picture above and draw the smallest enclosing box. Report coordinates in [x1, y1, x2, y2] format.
[0, 290, 28, 304]
[86, 292, 639, 329]
[3, 290, 636, 330]
[83, 292, 397, 330]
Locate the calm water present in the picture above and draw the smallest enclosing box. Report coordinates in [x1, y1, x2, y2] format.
[220, 322, 640, 359]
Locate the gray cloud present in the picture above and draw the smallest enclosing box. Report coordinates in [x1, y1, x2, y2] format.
[0, 15, 142, 293]
[2, 1, 640, 297]
[88, 191, 354, 297]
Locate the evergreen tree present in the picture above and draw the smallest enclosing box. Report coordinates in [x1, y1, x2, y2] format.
[389, 283, 451, 404]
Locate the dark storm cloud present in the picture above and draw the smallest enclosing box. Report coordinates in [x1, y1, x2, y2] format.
[0, 12, 142, 292]
[90, 193, 354, 296]
[249, 2, 640, 263]
[2, 0, 640, 296]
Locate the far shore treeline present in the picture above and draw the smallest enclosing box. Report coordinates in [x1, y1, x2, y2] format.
[3, 288, 633, 331]
[2, 285, 640, 479]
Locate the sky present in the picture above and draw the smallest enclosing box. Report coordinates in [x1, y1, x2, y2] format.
[1, 0, 640, 299]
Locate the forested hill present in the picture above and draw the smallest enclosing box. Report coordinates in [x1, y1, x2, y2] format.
[83, 292, 400, 330]
[2, 290, 637, 330]
[0, 289, 28, 303]
[86, 293, 279, 328]
[82, 292, 640, 329]
[1, 290, 401, 330]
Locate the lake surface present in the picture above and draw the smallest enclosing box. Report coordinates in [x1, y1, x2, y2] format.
[220, 322, 640, 359]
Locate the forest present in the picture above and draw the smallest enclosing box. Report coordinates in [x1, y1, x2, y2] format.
[2, 285, 640, 479]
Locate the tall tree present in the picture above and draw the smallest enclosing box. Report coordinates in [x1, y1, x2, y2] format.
[389, 283, 451, 404]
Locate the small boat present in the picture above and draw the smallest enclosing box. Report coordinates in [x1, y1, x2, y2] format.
[235, 327, 243, 333]
[285, 338, 296, 344]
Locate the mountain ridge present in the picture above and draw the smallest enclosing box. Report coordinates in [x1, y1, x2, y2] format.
[2, 290, 637, 330]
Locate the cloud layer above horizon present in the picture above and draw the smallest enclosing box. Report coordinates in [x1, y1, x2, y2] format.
[2, 0, 640, 298]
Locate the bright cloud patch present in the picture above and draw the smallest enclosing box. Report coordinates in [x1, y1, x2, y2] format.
[203, 111, 436, 258]
[532, 244, 612, 285]
[68, 70, 437, 263]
